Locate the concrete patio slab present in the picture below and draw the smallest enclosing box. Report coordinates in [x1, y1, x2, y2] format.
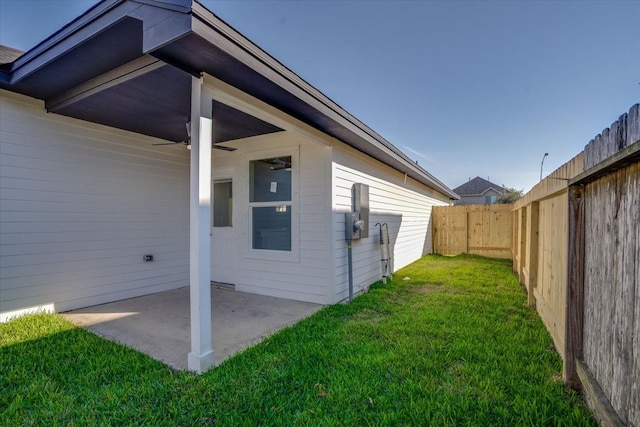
[63, 286, 322, 370]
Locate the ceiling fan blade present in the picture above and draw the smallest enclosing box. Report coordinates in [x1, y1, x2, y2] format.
[152, 141, 187, 146]
[213, 145, 237, 151]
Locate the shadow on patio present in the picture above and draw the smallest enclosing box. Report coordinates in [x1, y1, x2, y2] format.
[63, 286, 322, 370]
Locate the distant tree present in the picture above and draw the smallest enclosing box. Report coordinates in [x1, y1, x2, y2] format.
[496, 187, 523, 204]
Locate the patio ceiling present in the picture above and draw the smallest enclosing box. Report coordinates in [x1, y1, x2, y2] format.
[44, 62, 282, 144]
[0, 0, 457, 199]
[1, 2, 283, 146]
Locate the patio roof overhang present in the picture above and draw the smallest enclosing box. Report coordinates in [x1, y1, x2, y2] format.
[0, 0, 457, 199]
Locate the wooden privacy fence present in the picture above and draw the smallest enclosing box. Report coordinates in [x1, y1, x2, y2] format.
[512, 103, 639, 427]
[432, 204, 512, 259]
[433, 103, 639, 426]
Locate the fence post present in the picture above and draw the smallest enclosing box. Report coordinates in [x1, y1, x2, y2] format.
[465, 211, 469, 253]
[564, 184, 585, 387]
[526, 202, 539, 306]
[519, 207, 527, 280]
[512, 209, 518, 267]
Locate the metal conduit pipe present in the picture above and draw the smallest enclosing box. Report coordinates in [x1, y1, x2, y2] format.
[344, 183, 368, 303]
[345, 212, 364, 303]
[347, 238, 353, 302]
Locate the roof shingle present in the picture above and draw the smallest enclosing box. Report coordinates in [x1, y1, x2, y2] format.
[453, 176, 503, 196]
[0, 45, 24, 66]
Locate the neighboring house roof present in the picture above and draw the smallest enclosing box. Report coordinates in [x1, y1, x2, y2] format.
[453, 176, 503, 196]
[0, 0, 458, 200]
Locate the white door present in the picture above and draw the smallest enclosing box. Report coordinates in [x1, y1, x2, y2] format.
[211, 172, 237, 284]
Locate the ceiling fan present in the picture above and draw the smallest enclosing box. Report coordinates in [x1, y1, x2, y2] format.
[213, 144, 236, 151]
[268, 158, 292, 171]
[152, 122, 192, 148]
[152, 122, 237, 151]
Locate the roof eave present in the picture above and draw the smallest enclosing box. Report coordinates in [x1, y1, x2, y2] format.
[2, 0, 458, 199]
[8, 0, 194, 85]
[481, 187, 501, 195]
[8, 0, 122, 83]
[189, 2, 458, 199]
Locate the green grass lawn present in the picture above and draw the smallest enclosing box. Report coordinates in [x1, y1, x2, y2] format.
[1, 254, 595, 426]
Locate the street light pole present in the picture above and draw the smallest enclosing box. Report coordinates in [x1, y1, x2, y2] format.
[540, 152, 549, 181]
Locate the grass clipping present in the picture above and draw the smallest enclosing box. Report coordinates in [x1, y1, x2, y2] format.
[0, 254, 595, 426]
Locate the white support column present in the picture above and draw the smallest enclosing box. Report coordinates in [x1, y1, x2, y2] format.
[188, 75, 214, 373]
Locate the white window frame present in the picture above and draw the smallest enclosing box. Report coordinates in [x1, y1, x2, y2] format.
[245, 147, 300, 263]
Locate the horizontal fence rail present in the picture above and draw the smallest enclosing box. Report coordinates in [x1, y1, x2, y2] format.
[432, 204, 512, 259]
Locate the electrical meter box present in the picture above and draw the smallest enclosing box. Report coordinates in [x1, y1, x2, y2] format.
[344, 212, 362, 240]
[347, 183, 369, 240]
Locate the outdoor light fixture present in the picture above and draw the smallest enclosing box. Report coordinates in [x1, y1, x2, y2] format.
[540, 152, 549, 181]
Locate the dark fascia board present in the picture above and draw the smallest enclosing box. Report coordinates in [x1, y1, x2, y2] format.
[3, 0, 457, 199]
[8, 0, 122, 80]
[8, 0, 192, 84]
[190, 2, 458, 200]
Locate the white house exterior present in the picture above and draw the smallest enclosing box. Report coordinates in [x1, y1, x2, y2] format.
[0, 90, 190, 316]
[0, 0, 457, 371]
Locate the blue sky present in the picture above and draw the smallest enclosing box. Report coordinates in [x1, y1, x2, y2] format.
[1, 1, 638, 192]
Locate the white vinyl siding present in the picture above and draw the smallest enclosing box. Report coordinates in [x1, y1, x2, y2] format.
[1, 88, 450, 315]
[331, 144, 450, 302]
[211, 132, 332, 304]
[0, 90, 190, 318]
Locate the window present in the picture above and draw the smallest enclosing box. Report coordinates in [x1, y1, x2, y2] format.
[213, 179, 232, 227]
[249, 156, 292, 251]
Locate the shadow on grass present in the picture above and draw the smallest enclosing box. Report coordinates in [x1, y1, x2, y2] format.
[0, 314, 183, 424]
